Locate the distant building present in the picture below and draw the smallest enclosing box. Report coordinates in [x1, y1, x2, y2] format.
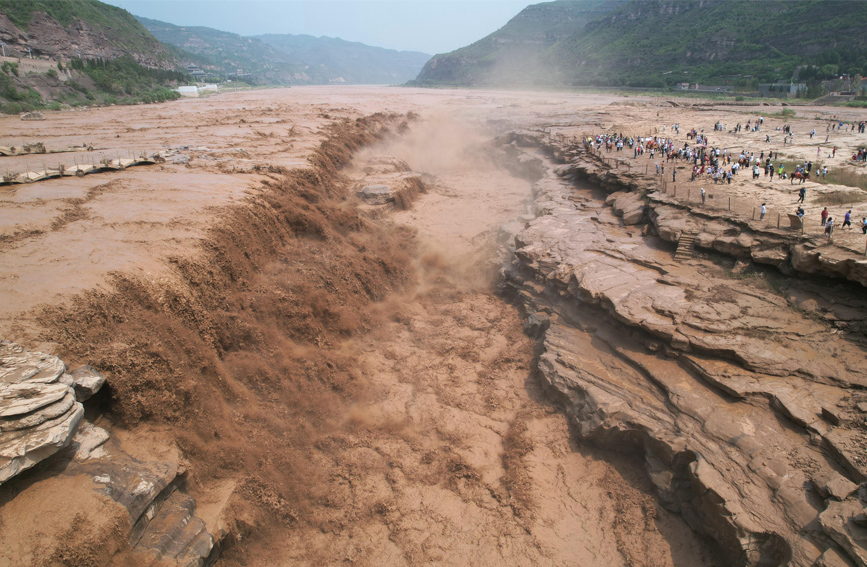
[177, 86, 199, 97]
[185, 64, 215, 79]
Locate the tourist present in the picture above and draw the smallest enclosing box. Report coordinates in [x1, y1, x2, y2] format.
[861, 217, 867, 234]
[825, 217, 834, 236]
[843, 210, 852, 229]
[821, 207, 829, 226]
[796, 206, 805, 218]
[700, 187, 706, 204]
[760, 203, 767, 220]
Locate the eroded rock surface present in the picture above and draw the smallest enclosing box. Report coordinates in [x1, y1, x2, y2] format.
[533, 133, 867, 288]
[70, 365, 106, 402]
[0, 341, 84, 483]
[501, 135, 867, 567]
[352, 155, 425, 215]
[0, 342, 216, 566]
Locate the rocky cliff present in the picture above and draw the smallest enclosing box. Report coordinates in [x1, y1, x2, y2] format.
[498, 131, 867, 567]
[0, 1, 174, 68]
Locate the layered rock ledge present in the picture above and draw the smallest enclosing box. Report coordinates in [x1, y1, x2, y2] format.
[1, 342, 219, 566]
[499, 133, 867, 567]
[498, 130, 867, 288]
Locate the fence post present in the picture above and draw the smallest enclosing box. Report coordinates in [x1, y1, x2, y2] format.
[729, 197, 732, 210]
[777, 213, 781, 228]
[687, 188, 691, 202]
[752, 207, 756, 220]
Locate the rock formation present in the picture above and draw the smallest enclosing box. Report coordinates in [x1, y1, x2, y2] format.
[498, 130, 867, 288]
[0, 341, 217, 566]
[0, 341, 84, 483]
[352, 155, 425, 215]
[500, 133, 867, 567]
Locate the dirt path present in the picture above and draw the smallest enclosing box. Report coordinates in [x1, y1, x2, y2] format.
[219, 119, 717, 566]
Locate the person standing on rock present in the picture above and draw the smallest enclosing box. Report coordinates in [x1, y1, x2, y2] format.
[672, 169, 676, 182]
[843, 210, 852, 229]
[797, 186, 806, 203]
[821, 207, 829, 226]
[861, 217, 867, 234]
[760, 203, 767, 220]
[825, 217, 834, 236]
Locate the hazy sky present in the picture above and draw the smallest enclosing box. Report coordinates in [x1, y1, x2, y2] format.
[103, 0, 535, 55]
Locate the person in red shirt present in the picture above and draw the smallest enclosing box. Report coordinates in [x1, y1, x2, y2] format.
[821, 207, 829, 226]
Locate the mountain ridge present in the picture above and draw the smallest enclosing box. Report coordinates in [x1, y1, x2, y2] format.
[137, 16, 431, 85]
[414, 0, 867, 89]
[255, 33, 430, 85]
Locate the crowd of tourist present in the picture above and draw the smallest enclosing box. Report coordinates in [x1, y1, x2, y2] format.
[582, 114, 865, 238]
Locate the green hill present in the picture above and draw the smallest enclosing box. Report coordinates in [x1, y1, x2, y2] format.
[138, 17, 430, 85]
[414, 0, 867, 90]
[136, 16, 303, 84]
[255, 34, 430, 85]
[0, 0, 173, 66]
[412, 0, 623, 86]
[556, 0, 867, 87]
[0, 0, 185, 113]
